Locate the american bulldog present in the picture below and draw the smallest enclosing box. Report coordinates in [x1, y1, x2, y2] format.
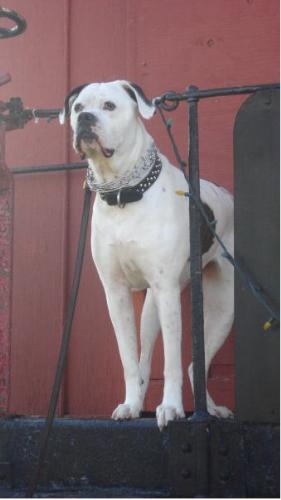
[60, 80, 234, 429]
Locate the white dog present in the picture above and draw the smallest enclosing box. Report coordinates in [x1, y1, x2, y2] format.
[60, 80, 234, 430]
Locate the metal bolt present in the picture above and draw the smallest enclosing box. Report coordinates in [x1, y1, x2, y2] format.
[181, 443, 192, 453]
[219, 445, 229, 456]
[181, 468, 191, 479]
[219, 470, 229, 482]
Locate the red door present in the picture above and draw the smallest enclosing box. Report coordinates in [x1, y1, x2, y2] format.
[1, 0, 279, 417]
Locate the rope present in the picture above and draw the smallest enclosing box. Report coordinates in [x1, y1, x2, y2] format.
[156, 104, 279, 330]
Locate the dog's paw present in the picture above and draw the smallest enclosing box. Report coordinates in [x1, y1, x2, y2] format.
[208, 404, 234, 419]
[156, 404, 185, 431]
[112, 403, 141, 421]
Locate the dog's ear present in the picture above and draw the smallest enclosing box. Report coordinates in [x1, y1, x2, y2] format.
[121, 81, 155, 120]
[59, 83, 90, 124]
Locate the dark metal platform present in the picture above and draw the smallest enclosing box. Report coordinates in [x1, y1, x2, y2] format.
[0, 417, 279, 498]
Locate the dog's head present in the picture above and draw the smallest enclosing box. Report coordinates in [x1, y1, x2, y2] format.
[60, 80, 155, 160]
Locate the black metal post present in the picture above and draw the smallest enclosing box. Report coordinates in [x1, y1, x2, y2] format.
[187, 86, 209, 419]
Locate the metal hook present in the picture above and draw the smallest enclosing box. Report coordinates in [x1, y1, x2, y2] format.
[0, 7, 27, 39]
[158, 92, 180, 112]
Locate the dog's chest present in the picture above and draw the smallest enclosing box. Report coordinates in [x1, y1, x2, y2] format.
[92, 204, 152, 289]
[109, 237, 150, 290]
[117, 240, 149, 289]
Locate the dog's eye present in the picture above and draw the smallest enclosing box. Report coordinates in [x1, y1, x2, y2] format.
[74, 102, 83, 113]
[103, 101, 116, 111]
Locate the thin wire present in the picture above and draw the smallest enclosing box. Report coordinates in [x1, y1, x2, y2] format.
[156, 104, 279, 326]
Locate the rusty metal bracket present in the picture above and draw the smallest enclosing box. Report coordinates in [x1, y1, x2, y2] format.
[0, 97, 34, 131]
[0, 123, 14, 416]
[0, 70, 33, 131]
[0, 97, 61, 131]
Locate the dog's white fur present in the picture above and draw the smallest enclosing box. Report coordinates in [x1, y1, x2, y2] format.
[62, 80, 234, 430]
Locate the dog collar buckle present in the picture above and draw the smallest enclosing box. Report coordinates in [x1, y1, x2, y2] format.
[117, 188, 126, 208]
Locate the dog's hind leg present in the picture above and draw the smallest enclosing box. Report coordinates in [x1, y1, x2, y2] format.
[188, 254, 234, 418]
[139, 289, 160, 403]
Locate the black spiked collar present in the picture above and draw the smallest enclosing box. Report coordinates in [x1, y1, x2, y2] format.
[86, 144, 162, 207]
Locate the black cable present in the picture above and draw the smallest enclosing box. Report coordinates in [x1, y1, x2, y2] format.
[26, 186, 92, 498]
[156, 103, 279, 328]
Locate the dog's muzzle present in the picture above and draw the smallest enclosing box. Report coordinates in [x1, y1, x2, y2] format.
[76, 112, 114, 159]
[76, 127, 97, 146]
[75, 128, 95, 159]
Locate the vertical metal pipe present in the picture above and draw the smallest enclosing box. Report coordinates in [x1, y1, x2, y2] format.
[187, 86, 208, 418]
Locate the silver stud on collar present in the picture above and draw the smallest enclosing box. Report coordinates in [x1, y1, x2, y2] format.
[86, 143, 161, 193]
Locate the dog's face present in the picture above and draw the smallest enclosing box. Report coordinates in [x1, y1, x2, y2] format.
[60, 80, 155, 160]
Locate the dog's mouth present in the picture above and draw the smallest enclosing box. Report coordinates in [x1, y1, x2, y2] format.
[76, 128, 115, 160]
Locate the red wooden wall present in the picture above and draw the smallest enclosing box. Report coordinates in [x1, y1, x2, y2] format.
[0, 0, 279, 417]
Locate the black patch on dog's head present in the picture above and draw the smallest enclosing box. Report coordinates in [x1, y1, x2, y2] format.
[201, 203, 216, 255]
[64, 83, 90, 117]
[124, 82, 153, 108]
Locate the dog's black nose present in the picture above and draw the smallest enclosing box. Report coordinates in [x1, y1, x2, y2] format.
[78, 112, 97, 125]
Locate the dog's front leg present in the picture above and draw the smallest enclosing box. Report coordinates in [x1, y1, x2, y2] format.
[154, 286, 185, 430]
[104, 285, 143, 420]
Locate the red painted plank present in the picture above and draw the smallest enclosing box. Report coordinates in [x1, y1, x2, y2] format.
[2, 0, 70, 416]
